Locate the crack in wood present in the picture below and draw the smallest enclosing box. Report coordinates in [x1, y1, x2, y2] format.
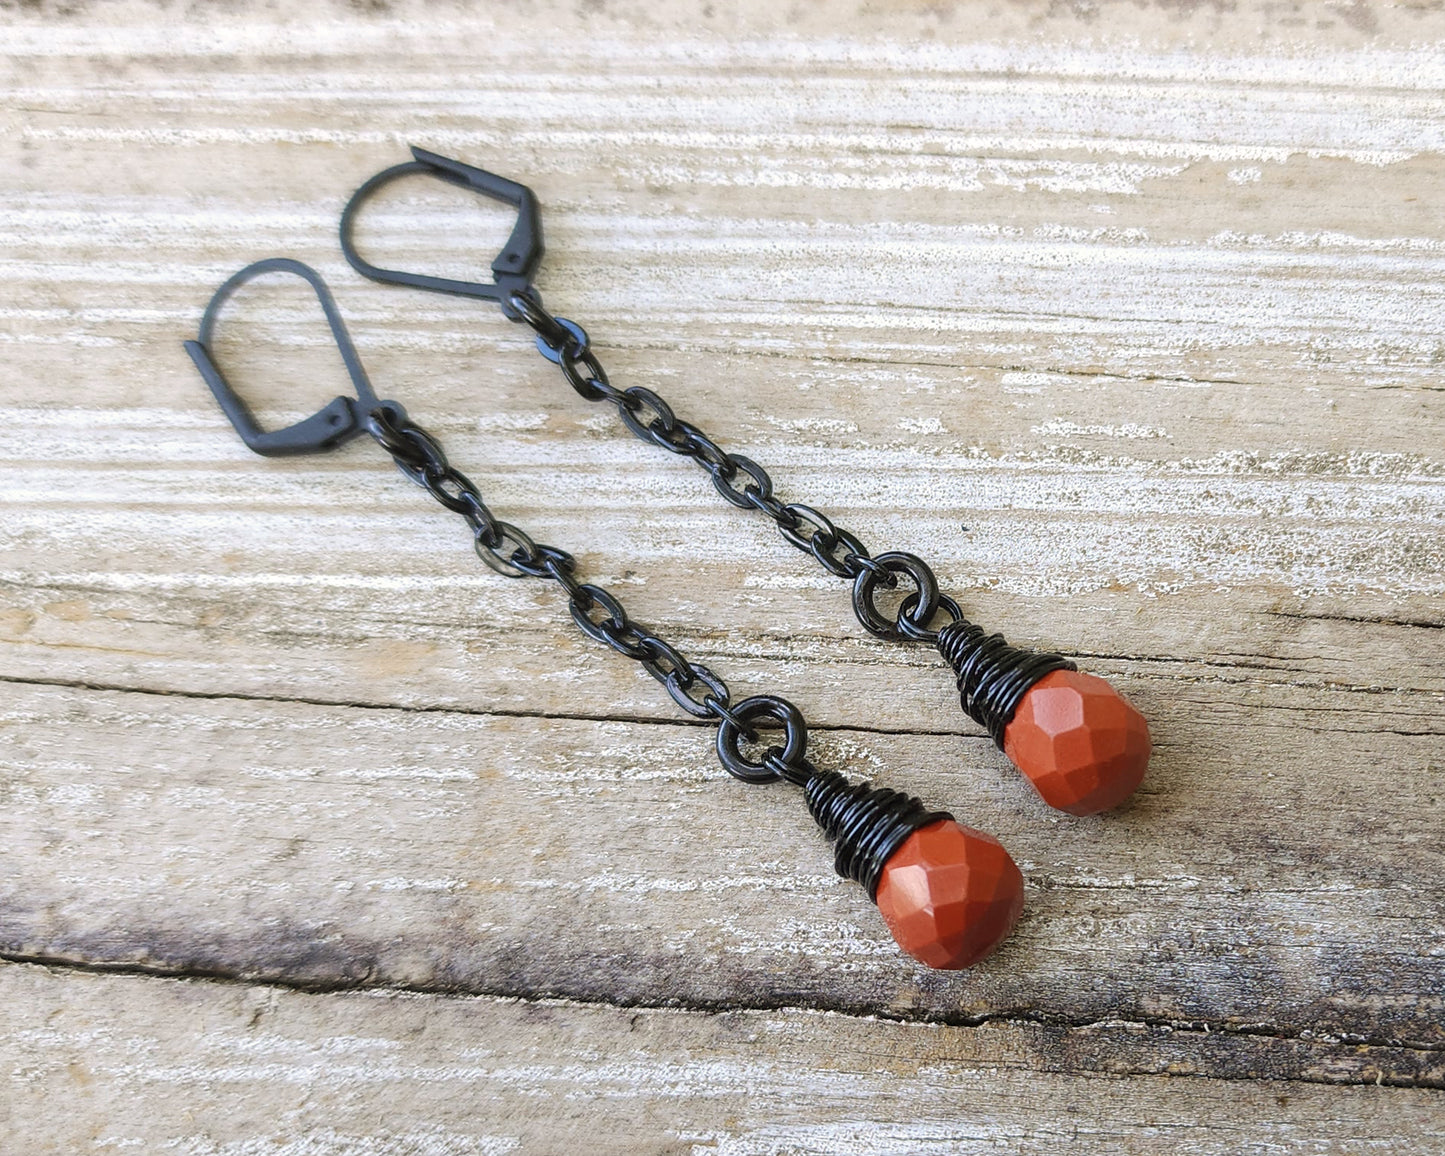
[1267, 610, 1445, 631]
[3, 953, 1440, 1090]
[0, 670, 1004, 738]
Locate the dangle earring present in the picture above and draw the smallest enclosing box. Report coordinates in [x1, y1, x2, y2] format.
[183, 256, 1027, 970]
[340, 148, 1153, 817]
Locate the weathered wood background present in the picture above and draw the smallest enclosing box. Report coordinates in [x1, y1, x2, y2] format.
[2, 1, 1443, 1151]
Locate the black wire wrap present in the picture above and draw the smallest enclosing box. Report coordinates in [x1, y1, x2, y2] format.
[935, 618, 1076, 748]
[803, 768, 950, 900]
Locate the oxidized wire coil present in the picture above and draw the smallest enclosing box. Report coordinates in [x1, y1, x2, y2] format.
[803, 768, 949, 899]
[935, 618, 1075, 748]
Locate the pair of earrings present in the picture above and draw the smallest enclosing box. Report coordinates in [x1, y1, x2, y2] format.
[186, 147, 1151, 970]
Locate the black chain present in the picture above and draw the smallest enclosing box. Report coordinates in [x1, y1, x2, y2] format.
[510, 294, 961, 644]
[193, 245, 976, 923]
[363, 403, 813, 786]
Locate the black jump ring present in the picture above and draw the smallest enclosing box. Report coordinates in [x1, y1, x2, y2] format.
[715, 695, 808, 785]
[762, 751, 816, 787]
[508, 293, 579, 355]
[851, 551, 941, 641]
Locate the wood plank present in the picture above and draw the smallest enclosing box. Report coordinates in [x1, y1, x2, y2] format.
[6, 7, 1445, 402]
[3, 678, 1440, 1065]
[0, 424, 1440, 727]
[1, 961, 1440, 1155]
[1, 0, 1444, 1117]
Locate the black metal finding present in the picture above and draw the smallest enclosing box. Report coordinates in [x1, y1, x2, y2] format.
[339, 146, 543, 320]
[184, 257, 392, 457]
[335, 148, 1153, 823]
[185, 258, 968, 963]
[936, 619, 1075, 747]
[804, 769, 950, 899]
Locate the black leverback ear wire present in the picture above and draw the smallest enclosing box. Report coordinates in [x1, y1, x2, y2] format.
[184, 257, 392, 456]
[184, 257, 1025, 971]
[340, 147, 1153, 818]
[339, 146, 543, 320]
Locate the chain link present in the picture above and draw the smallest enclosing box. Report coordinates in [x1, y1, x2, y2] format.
[511, 295, 964, 642]
[363, 404, 813, 784]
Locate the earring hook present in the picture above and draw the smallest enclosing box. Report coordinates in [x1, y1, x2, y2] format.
[339, 145, 544, 321]
[184, 257, 397, 457]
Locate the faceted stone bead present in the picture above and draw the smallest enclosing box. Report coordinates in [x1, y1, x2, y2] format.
[874, 819, 1024, 969]
[1002, 669, 1151, 816]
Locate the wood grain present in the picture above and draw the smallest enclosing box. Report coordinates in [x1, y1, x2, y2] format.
[5, 675, 1443, 1057]
[3, 961, 1442, 1155]
[2, 0, 1443, 1146]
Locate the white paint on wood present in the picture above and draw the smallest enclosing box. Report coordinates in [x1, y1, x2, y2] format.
[1, 0, 1443, 1143]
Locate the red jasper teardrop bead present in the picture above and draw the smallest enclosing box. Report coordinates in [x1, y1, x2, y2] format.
[1002, 669, 1151, 816]
[803, 768, 1024, 969]
[936, 619, 1151, 816]
[874, 818, 1024, 969]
